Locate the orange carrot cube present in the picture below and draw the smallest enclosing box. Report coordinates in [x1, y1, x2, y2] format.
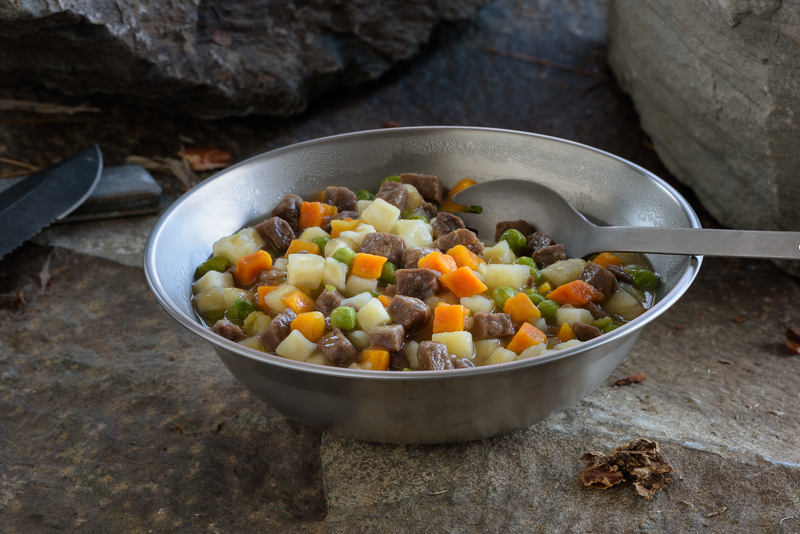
[330, 218, 360, 238]
[506, 323, 547, 355]
[281, 289, 315, 314]
[503, 292, 542, 326]
[592, 253, 623, 268]
[235, 250, 273, 286]
[360, 348, 390, 371]
[299, 201, 338, 229]
[256, 285, 278, 313]
[291, 311, 326, 342]
[557, 323, 576, 343]
[432, 303, 466, 333]
[446, 245, 485, 270]
[418, 250, 458, 275]
[284, 239, 320, 257]
[351, 253, 387, 279]
[439, 266, 488, 300]
[377, 295, 392, 308]
[546, 280, 604, 306]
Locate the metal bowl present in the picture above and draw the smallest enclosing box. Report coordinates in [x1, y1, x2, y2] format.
[144, 127, 701, 444]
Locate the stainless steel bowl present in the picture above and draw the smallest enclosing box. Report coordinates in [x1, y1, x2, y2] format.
[144, 127, 702, 444]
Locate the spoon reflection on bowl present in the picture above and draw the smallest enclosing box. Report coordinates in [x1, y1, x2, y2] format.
[451, 179, 800, 260]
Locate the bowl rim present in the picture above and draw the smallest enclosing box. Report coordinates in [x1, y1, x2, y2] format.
[144, 125, 703, 380]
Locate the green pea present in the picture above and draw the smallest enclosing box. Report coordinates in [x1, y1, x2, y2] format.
[523, 288, 544, 305]
[409, 214, 428, 222]
[515, 257, 545, 285]
[592, 317, 613, 329]
[366, 290, 381, 298]
[379, 261, 397, 284]
[380, 175, 402, 186]
[202, 310, 225, 323]
[330, 306, 357, 331]
[332, 247, 356, 267]
[630, 269, 660, 291]
[500, 229, 526, 256]
[225, 299, 257, 326]
[355, 189, 375, 201]
[491, 286, 518, 309]
[324, 285, 337, 293]
[311, 236, 330, 256]
[601, 323, 619, 334]
[195, 256, 229, 279]
[537, 299, 559, 323]
[463, 205, 483, 214]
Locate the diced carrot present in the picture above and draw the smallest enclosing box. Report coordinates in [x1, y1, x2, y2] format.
[506, 323, 547, 355]
[284, 239, 320, 257]
[377, 295, 392, 308]
[546, 280, 604, 306]
[256, 285, 278, 312]
[503, 292, 542, 326]
[558, 323, 576, 343]
[299, 201, 338, 229]
[360, 348, 390, 371]
[432, 303, 466, 333]
[291, 311, 326, 342]
[281, 289, 316, 314]
[593, 253, 623, 268]
[351, 253, 387, 279]
[446, 244, 485, 270]
[446, 178, 477, 200]
[418, 251, 458, 275]
[330, 218, 360, 238]
[439, 266, 488, 300]
[235, 250, 273, 285]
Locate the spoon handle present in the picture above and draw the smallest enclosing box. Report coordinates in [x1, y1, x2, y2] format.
[592, 227, 800, 259]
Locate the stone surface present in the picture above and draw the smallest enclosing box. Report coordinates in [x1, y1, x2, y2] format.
[607, 0, 800, 235]
[0, 0, 491, 118]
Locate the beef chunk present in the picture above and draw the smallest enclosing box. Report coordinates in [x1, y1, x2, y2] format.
[403, 247, 437, 268]
[400, 173, 445, 203]
[254, 216, 295, 252]
[606, 264, 633, 284]
[579, 262, 619, 298]
[337, 210, 360, 220]
[454, 358, 475, 369]
[359, 232, 407, 266]
[388, 295, 431, 333]
[394, 268, 440, 301]
[389, 350, 410, 371]
[417, 341, 454, 370]
[573, 322, 603, 341]
[471, 313, 516, 339]
[259, 309, 297, 352]
[434, 229, 484, 255]
[317, 328, 360, 367]
[419, 201, 437, 219]
[375, 180, 409, 211]
[259, 269, 286, 286]
[315, 289, 343, 316]
[212, 319, 246, 342]
[584, 302, 610, 320]
[384, 284, 396, 297]
[532, 244, 567, 268]
[431, 212, 465, 239]
[369, 324, 405, 352]
[271, 194, 303, 233]
[523, 231, 556, 256]
[323, 186, 357, 212]
[495, 220, 533, 242]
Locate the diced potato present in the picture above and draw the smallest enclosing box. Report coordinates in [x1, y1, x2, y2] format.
[223, 287, 254, 307]
[604, 290, 645, 321]
[344, 275, 378, 297]
[392, 219, 433, 248]
[275, 330, 317, 361]
[518, 343, 550, 360]
[484, 264, 530, 290]
[482, 240, 515, 264]
[238, 336, 265, 352]
[347, 330, 371, 350]
[262, 284, 299, 313]
[425, 293, 459, 310]
[554, 339, 582, 350]
[341, 292, 374, 311]
[339, 224, 377, 248]
[192, 287, 227, 315]
[485, 347, 517, 365]
[431, 331, 474, 359]
[286, 254, 325, 290]
[554, 307, 594, 327]
[474, 339, 502, 363]
[299, 226, 331, 241]
[405, 184, 422, 210]
[460, 295, 495, 314]
[541, 258, 586, 287]
[532, 317, 548, 331]
[356, 200, 373, 215]
[238, 227, 267, 248]
[325, 238, 353, 258]
[212, 232, 260, 264]
[361, 198, 401, 233]
[404, 340, 419, 369]
[243, 311, 271, 337]
[620, 283, 646, 303]
[356, 298, 391, 332]
[477, 263, 488, 277]
[306, 352, 327, 366]
[192, 270, 234, 295]
[322, 257, 348, 292]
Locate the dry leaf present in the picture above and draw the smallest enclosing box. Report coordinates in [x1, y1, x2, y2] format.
[580, 439, 673, 500]
[615, 373, 646, 386]
[177, 148, 233, 172]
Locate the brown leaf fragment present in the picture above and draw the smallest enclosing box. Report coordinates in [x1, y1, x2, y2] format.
[630, 467, 670, 500]
[785, 328, 800, 354]
[382, 120, 400, 128]
[615, 372, 646, 386]
[579, 458, 625, 489]
[579, 439, 673, 500]
[706, 507, 727, 518]
[177, 148, 233, 172]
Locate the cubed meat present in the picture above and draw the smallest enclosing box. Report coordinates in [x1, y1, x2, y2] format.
[403, 247, 437, 268]
[271, 194, 304, 233]
[317, 328, 360, 367]
[471, 313, 516, 339]
[336, 210, 360, 220]
[584, 302, 610, 320]
[572, 322, 603, 341]
[523, 231, 556, 256]
[579, 262, 619, 298]
[323, 186, 357, 212]
[389, 350, 410, 371]
[419, 201, 437, 219]
[394, 268, 440, 301]
[388, 295, 431, 333]
[417, 341, 454, 370]
[454, 358, 475, 369]
[495, 220, 533, 242]
[434, 229, 484, 255]
[259, 309, 297, 352]
[376, 180, 409, 211]
[400, 173, 445, 203]
[532, 244, 567, 268]
[315, 289, 344, 316]
[259, 269, 286, 286]
[254, 216, 295, 252]
[212, 319, 246, 342]
[431, 212, 465, 239]
[359, 232, 407, 266]
[605, 264, 633, 284]
[384, 284, 396, 297]
[369, 324, 405, 352]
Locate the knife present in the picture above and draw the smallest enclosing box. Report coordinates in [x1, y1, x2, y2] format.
[0, 145, 103, 258]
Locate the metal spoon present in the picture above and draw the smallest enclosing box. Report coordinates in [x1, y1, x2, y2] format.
[450, 178, 800, 259]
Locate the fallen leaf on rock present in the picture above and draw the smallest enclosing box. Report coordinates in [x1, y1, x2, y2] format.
[177, 148, 233, 172]
[615, 373, 646, 386]
[785, 328, 800, 354]
[579, 438, 673, 500]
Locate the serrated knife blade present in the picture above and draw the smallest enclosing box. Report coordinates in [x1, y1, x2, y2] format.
[0, 145, 103, 258]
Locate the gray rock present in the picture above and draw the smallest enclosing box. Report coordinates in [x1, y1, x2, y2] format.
[0, 0, 490, 118]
